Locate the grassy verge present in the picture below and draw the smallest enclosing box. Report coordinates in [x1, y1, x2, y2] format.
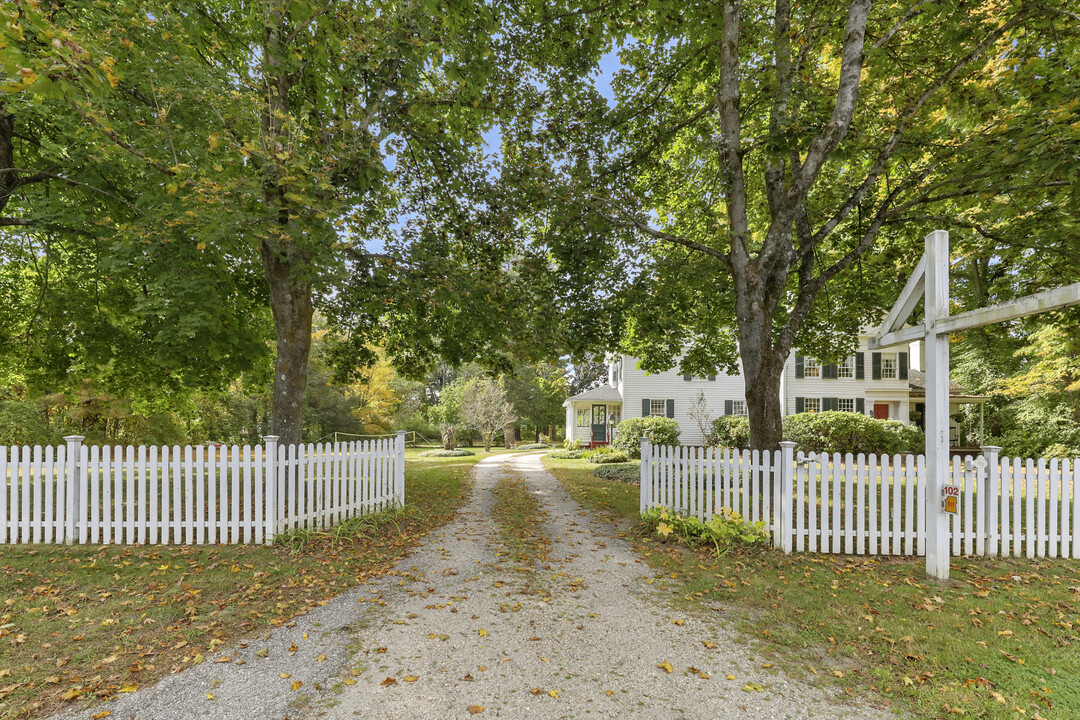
[544, 454, 1080, 720]
[491, 471, 551, 568]
[0, 454, 476, 720]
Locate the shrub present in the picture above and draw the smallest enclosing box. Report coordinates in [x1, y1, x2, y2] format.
[612, 417, 681, 458]
[516, 443, 550, 450]
[709, 416, 750, 449]
[782, 412, 924, 455]
[592, 463, 640, 483]
[641, 506, 769, 557]
[563, 437, 584, 450]
[583, 446, 630, 464]
[418, 448, 476, 457]
[547, 448, 584, 459]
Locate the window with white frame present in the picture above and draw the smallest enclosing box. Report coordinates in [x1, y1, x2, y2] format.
[838, 398, 855, 412]
[650, 399, 667, 417]
[610, 407, 621, 426]
[732, 400, 747, 416]
[805, 357, 821, 378]
[838, 356, 854, 378]
[804, 397, 821, 413]
[881, 353, 898, 379]
[576, 408, 589, 427]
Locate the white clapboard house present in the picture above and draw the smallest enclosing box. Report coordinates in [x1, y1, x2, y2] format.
[563, 334, 983, 447]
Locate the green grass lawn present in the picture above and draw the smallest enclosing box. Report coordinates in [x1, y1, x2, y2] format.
[544, 454, 1080, 720]
[0, 453, 478, 720]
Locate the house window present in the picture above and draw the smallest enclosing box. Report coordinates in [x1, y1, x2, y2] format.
[732, 400, 747, 416]
[610, 408, 621, 426]
[838, 398, 855, 413]
[804, 397, 821, 413]
[838, 356, 854, 378]
[881, 353, 898, 379]
[576, 409, 589, 427]
[805, 357, 821, 378]
[650, 399, 666, 417]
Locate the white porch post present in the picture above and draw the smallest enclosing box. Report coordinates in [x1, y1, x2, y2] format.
[925, 230, 951, 580]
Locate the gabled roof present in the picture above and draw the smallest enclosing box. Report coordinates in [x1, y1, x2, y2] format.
[564, 384, 623, 404]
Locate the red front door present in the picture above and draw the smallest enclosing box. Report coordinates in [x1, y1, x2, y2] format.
[874, 403, 890, 420]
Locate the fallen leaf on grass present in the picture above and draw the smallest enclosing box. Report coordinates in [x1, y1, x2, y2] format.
[0, 670, 9, 678]
[119, 683, 139, 693]
[657, 661, 674, 673]
[833, 671, 844, 678]
[468, 705, 484, 714]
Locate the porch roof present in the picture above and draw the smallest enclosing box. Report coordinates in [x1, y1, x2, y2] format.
[563, 384, 623, 405]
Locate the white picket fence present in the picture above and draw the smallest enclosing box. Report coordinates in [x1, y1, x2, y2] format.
[0, 433, 405, 545]
[639, 440, 1080, 559]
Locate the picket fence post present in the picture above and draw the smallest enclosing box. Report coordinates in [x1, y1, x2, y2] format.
[639, 438, 652, 514]
[982, 445, 1001, 557]
[63, 436, 84, 545]
[262, 435, 279, 544]
[395, 431, 406, 507]
[779, 442, 796, 554]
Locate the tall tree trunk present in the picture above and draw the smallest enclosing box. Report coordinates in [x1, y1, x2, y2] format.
[262, 243, 312, 445]
[734, 268, 787, 452]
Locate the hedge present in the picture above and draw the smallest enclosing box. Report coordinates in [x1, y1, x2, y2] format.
[592, 463, 640, 483]
[611, 417, 682, 458]
[417, 448, 476, 457]
[708, 411, 924, 456]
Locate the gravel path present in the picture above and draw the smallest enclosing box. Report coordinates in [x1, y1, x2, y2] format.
[55, 453, 898, 720]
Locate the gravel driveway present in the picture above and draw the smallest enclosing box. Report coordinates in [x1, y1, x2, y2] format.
[55, 452, 896, 720]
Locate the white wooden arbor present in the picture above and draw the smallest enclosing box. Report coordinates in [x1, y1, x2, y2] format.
[871, 230, 1080, 580]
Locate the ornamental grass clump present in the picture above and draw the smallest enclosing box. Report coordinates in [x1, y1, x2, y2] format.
[641, 506, 769, 557]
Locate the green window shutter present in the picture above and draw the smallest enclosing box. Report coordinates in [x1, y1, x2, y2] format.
[666, 399, 675, 418]
[795, 355, 804, 379]
[707, 374, 716, 381]
[856, 398, 865, 414]
[724, 400, 733, 415]
[683, 373, 692, 381]
[823, 363, 837, 379]
[642, 398, 650, 417]
[795, 396, 804, 413]
[899, 352, 909, 380]
[825, 397, 838, 411]
[855, 353, 865, 380]
[872, 352, 882, 380]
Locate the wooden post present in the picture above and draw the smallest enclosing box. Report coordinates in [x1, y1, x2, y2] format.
[262, 435, 279, 544]
[779, 441, 796, 553]
[63, 436, 84, 544]
[639, 438, 652, 514]
[925, 230, 951, 580]
[395, 431, 406, 507]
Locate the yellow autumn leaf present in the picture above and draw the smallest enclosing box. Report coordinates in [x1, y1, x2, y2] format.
[119, 683, 139, 693]
[672, 619, 685, 626]
[403, 676, 418, 682]
[657, 661, 674, 673]
[726, 674, 736, 680]
[478, 629, 487, 637]
[206, 693, 215, 701]
[192, 653, 205, 665]
[280, 673, 291, 679]
[902, 676, 915, 686]
[702, 641, 717, 649]
[343, 678, 357, 686]
[92, 711, 113, 719]
[743, 683, 764, 692]
[833, 670, 844, 678]
[548, 689, 559, 698]
[468, 705, 484, 714]
[316, 654, 327, 662]
[291, 680, 303, 691]
[657, 521, 673, 538]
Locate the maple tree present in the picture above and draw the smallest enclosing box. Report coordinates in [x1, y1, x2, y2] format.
[510, 0, 1080, 450]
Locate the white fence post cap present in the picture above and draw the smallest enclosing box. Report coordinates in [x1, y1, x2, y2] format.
[779, 441, 797, 449]
[63, 435, 86, 443]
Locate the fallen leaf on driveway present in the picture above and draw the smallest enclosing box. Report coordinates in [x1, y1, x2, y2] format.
[380, 677, 396, 687]
[657, 661, 674, 673]
[468, 705, 484, 714]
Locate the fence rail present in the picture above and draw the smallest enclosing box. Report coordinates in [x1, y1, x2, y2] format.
[0, 433, 405, 545]
[640, 440, 1080, 559]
